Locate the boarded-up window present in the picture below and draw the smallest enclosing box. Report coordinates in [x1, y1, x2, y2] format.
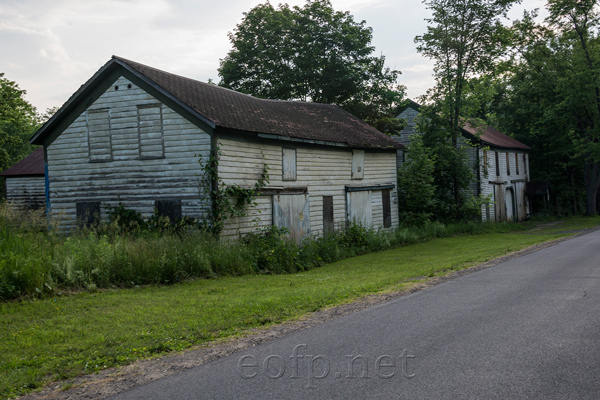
[138, 104, 165, 159]
[495, 152, 500, 176]
[347, 190, 371, 226]
[273, 193, 310, 241]
[515, 153, 519, 175]
[523, 154, 527, 177]
[282, 148, 297, 181]
[382, 190, 392, 228]
[352, 150, 364, 180]
[76, 201, 101, 228]
[506, 152, 511, 175]
[323, 195, 334, 234]
[87, 109, 112, 162]
[155, 199, 182, 224]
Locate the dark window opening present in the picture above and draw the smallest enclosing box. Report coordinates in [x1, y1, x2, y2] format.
[382, 190, 392, 228]
[506, 153, 511, 176]
[155, 199, 182, 224]
[483, 150, 488, 175]
[495, 152, 500, 176]
[323, 196, 334, 234]
[76, 201, 101, 228]
[515, 153, 519, 175]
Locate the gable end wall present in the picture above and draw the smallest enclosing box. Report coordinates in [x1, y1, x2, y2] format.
[46, 76, 211, 230]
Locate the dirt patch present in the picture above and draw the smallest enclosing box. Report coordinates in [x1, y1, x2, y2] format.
[19, 230, 596, 400]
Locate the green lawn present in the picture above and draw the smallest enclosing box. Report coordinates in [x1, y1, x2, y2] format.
[1, 216, 598, 399]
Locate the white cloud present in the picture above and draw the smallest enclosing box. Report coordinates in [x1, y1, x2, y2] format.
[0, 0, 547, 112]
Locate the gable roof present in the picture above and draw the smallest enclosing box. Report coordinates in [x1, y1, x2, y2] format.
[398, 100, 530, 151]
[31, 56, 400, 150]
[0, 148, 44, 177]
[462, 122, 531, 151]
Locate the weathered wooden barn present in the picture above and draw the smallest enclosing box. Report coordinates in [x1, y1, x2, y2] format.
[30, 56, 401, 237]
[396, 100, 532, 222]
[0, 147, 46, 210]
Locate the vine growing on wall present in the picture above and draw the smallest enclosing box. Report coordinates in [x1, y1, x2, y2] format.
[198, 145, 269, 234]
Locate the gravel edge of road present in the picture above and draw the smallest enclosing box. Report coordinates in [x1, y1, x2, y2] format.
[19, 228, 598, 400]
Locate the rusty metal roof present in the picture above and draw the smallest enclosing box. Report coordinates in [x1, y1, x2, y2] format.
[31, 57, 401, 150]
[399, 100, 530, 151]
[462, 122, 531, 151]
[0, 148, 44, 177]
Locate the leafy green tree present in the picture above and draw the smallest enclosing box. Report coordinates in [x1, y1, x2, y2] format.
[0, 73, 40, 199]
[544, 0, 600, 215]
[415, 0, 520, 216]
[398, 133, 436, 225]
[485, 2, 600, 215]
[218, 0, 405, 134]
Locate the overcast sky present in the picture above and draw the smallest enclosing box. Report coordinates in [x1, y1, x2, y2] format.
[1, 0, 547, 114]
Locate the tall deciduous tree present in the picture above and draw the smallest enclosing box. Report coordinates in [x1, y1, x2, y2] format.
[415, 0, 519, 218]
[545, 0, 600, 215]
[218, 0, 405, 134]
[0, 73, 40, 199]
[489, 2, 600, 215]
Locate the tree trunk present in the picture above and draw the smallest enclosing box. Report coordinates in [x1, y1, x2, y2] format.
[584, 161, 600, 216]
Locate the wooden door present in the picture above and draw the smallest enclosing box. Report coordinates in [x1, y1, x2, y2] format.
[273, 193, 310, 241]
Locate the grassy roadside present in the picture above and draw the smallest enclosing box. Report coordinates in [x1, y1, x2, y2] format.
[2, 216, 599, 399]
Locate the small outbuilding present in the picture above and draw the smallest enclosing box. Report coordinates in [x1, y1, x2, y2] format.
[30, 56, 401, 237]
[0, 148, 46, 210]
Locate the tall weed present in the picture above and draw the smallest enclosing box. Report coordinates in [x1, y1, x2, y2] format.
[0, 204, 537, 301]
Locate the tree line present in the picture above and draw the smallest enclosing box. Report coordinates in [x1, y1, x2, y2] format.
[2, 0, 599, 219]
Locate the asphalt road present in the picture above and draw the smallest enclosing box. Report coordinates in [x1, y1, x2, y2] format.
[110, 230, 600, 399]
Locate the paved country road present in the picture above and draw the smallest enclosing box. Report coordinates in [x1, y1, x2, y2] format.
[109, 230, 600, 400]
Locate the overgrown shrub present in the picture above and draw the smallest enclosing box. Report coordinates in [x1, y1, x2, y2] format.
[0, 204, 533, 301]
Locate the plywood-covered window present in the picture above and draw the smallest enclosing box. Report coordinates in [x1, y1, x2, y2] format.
[506, 152, 511, 176]
[138, 104, 165, 159]
[323, 195, 334, 234]
[282, 148, 297, 181]
[352, 150, 364, 180]
[76, 201, 101, 228]
[87, 109, 112, 162]
[523, 154, 527, 177]
[155, 199, 182, 224]
[382, 189, 392, 228]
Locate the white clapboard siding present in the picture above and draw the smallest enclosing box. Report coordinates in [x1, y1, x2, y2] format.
[218, 137, 398, 238]
[47, 76, 211, 231]
[4, 176, 45, 210]
[480, 149, 530, 222]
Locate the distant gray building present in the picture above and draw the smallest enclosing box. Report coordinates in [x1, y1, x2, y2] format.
[396, 100, 532, 222]
[1, 148, 45, 210]
[30, 56, 401, 236]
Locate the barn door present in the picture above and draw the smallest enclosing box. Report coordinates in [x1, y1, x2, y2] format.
[505, 188, 514, 222]
[273, 193, 310, 241]
[494, 184, 505, 222]
[347, 190, 372, 227]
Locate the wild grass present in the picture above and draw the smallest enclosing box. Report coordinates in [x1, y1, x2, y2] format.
[2, 216, 598, 399]
[0, 200, 544, 301]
